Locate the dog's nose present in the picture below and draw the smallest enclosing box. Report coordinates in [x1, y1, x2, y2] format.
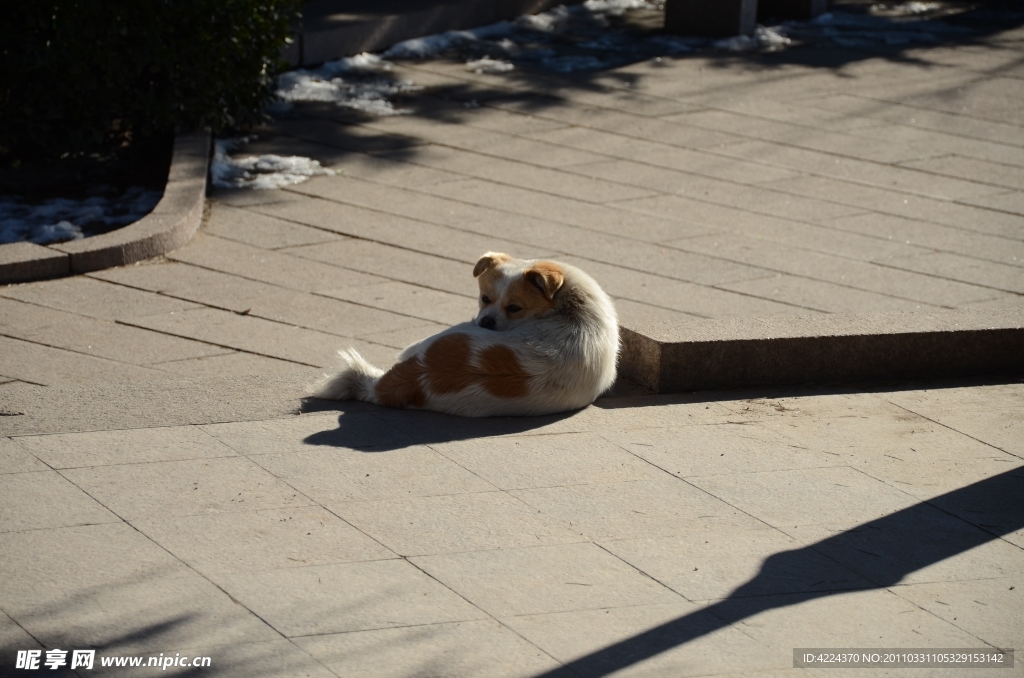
[479, 316, 496, 330]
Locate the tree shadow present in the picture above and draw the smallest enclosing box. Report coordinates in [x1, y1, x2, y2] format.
[531, 465, 1023, 677]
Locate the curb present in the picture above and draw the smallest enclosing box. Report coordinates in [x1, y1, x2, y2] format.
[0, 131, 211, 285]
[619, 308, 1024, 393]
[289, 0, 570, 66]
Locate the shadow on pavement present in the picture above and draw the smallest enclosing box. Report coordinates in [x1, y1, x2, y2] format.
[531, 466, 1024, 678]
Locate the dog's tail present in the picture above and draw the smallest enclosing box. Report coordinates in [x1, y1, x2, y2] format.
[312, 349, 385, 403]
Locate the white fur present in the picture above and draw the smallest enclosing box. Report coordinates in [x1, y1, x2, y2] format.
[313, 258, 619, 417]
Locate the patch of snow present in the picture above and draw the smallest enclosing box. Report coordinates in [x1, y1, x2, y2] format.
[514, 5, 574, 33]
[382, 23, 516, 59]
[0, 186, 162, 245]
[714, 25, 791, 52]
[871, 2, 941, 15]
[466, 57, 515, 74]
[275, 52, 419, 115]
[583, 0, 655, 13]
[211, 137, 334, 190]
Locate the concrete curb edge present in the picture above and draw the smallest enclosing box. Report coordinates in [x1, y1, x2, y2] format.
[0, 130, 211, 285]
[619, 307, 1024, 393]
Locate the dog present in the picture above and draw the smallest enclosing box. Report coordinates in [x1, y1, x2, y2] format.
[313, 252, 619, 416]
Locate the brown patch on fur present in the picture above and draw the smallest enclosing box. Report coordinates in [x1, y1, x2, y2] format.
[375, 356, 426, 408]
[508, 277, 556, 317]
[473, 252, 513, 278]
[524, 262, 565, 300]
[477, 345, 530, 398]
[423, 334, 478, 394]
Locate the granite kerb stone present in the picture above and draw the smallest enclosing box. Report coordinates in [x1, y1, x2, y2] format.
[619, 308, 1024, 393]
[0, 130, 211, 285]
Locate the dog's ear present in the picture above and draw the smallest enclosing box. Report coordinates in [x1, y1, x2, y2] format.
[524, 262, 565, 300]
[473, 252, 512, 278]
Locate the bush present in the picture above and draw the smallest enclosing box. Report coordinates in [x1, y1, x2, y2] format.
[0, 0, 300, 165]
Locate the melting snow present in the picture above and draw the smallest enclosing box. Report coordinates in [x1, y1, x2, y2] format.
[275, 52, 420, 115]
[0, 187, 162, 245]
[466, 57, 515, 74]
[210, 137, 334, 190]
[714, 25, 792, 52]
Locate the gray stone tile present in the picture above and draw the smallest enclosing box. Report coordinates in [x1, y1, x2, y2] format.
[601, 423, 844, 479]
[283, 238, 479, 296]
[667, 109, 930, 164]
[882, 251, 1024, 294]
[602, 527, 870, 602]
[711, 140, 997, 201]
[336, 491, 583, 556]
[0, 608, 42, 654]
[0, 471, 119, 532]
[253, 195, 535, 265]
[0, 523, 192, 600]
[883, 383, 1024, 458]
[612, 298, 702, 324]
[555, 256, 799, 318]
[154, 351, 310, 378]
[893, 578, 1023, 649]
[902, 154, 1024, 192]
[414, 542, 682, 617]
[133, 505, 394, 575]
[759, 174, 1024, 240]
[318, 281, 475, 326]
[434, 431, 663, 492]
[501, 602, 790, 677]
[760, 411, 1023, 499]
[61, 457, 313, 520]
[295, 619, 559, 678]
[687, 467, 918, 531]
[806, 93, 1024, 147]
[511, 478, 765, 541]
[728, 588, 986, 652]
[204, 202, 344, 250]
[210, 559, 487, 637]
[124, 307, 377, 368]
[0, 298, 225, 365]
[678, 233, 996, 307]
[0, 276, 200, 321]
[0, 437, 48, 474]
[252, 447, 495, 507]
[828, 212, 1024, 269]
[12, 426, 237, 469]
[720, 273, 933, 313]
[167, 233, 385, 292]
[200, 412, 409, 455]
[16, 574, 280, 655]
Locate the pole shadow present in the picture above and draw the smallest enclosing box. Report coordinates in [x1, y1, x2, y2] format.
[532, 466, 1024, 677]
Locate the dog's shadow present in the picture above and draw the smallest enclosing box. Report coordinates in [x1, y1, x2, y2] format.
[299, 396, 587, 451]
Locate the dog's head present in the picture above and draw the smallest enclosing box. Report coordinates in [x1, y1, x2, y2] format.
[472, 252, 565, 331]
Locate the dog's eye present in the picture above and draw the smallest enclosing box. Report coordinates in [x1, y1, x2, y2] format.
[506, 304, 522, 313]
[481, 295, 491, 305]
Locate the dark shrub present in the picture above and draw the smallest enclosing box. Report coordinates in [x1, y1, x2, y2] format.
[0, 0, 300, 165]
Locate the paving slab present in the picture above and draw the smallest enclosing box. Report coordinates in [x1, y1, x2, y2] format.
[294, 619, 560, 678]
[209, 559, 486, 637]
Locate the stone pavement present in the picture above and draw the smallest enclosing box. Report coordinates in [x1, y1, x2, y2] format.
[2, 2, 1024, 676]
[1, 378, 1021, 676]
[3, 16, 1024, 384]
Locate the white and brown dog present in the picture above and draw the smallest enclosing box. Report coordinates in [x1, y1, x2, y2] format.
[313, 252, 618, 416]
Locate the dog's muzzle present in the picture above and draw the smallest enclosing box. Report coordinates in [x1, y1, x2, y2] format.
[478, 316, 497, 330]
